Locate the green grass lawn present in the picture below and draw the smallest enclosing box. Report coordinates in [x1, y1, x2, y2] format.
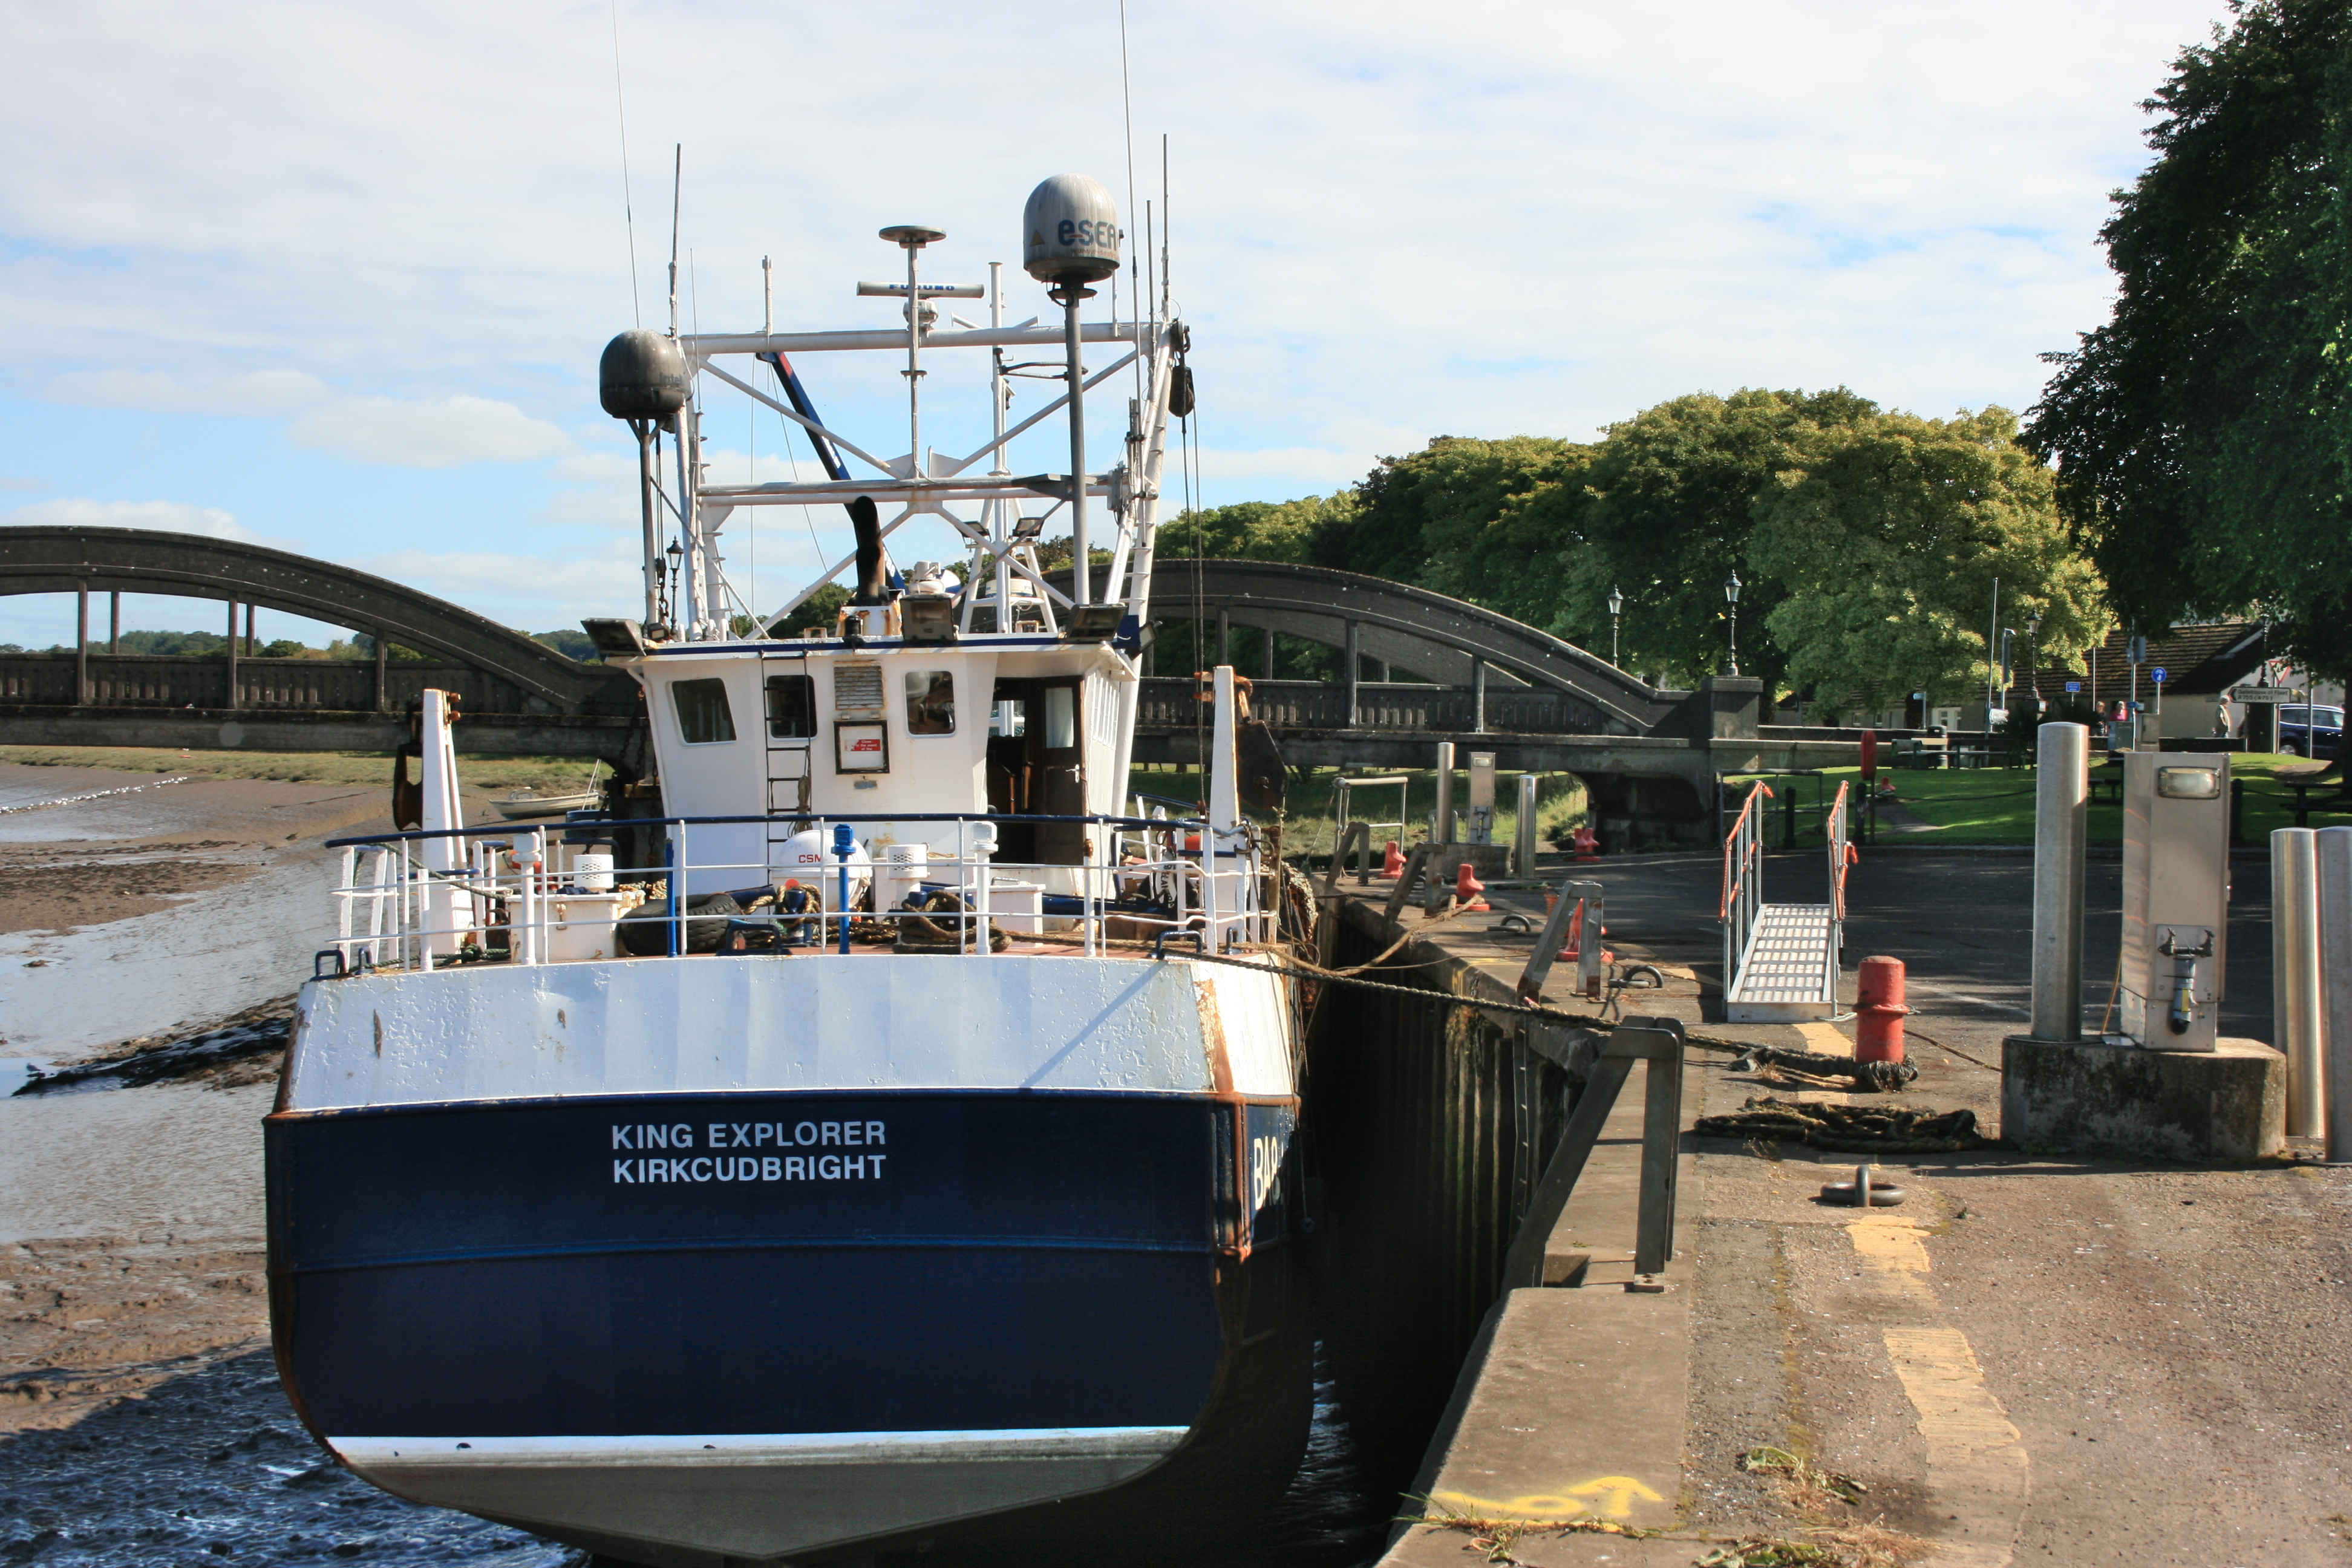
[1733, 754, 2348, 846]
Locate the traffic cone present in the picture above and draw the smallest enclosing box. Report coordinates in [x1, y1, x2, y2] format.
[1454, 860, 1489, 911]
[1856, 956, 1909, 1062]
[1382, 839, 1405, 878]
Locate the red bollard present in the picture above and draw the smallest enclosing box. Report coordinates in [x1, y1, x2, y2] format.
[1454, 859, 1489, 911]
[1856, 955, 1910, 1062]
[1570, 824, 1601, 859]
[1382, 839, 1405, 878]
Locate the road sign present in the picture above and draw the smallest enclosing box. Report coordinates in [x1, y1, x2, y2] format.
[2128, 635, 2149, 663]
[2151, 666, 2167, 684]
[2232, 686, 2298, 703]
[2065, 681, 2082, 694]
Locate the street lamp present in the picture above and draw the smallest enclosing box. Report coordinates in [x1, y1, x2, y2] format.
[1722, 570, 1742, 676]
[1607, 585, 1624, 667]
[2025, 613, 2042, 716]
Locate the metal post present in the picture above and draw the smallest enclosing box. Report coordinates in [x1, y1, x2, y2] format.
[1263, 625, 1275, 682]
[1515, 773, 1539, 877]
[225, 598, 239, 710]
[374, 632, 389, 712]
[74, 583, 88, 705]
[2030, 722, 2088, 1040]
[636, 425, 662, 626]
[834, 823, 855, 956]
[1060, 287, 1089, 606]
[1216, 607, 1229, 667]
[1472, 658, 1488, 734]
[2316, 826, 2352, 1163]
[1344, 620, 1361, 728]
[1432, 742, 1454, 846]
[2274, 827, 2324, 1138]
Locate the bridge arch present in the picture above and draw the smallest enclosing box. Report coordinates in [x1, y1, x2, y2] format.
[0, 526, 618, 710]
[1117, 559, 1684, 735]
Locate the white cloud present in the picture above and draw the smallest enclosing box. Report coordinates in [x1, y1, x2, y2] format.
[44, 367, 325, 415]
[0, 0, 2239, 557]
[4, 497, 256, 541]
[0, 475, 42, 492]
[289, 394, 571, 468]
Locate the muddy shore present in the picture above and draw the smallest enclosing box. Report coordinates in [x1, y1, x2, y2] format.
[0, 759, 587, 1566]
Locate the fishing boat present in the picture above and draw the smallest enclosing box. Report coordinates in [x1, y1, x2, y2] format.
[266, 175, 1314, 1567]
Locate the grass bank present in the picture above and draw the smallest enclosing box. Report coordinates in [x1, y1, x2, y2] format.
[1730, 753, 2342, 846]
[0, 745, 599, 792]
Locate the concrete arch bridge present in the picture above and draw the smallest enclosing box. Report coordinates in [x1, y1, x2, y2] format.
[0, 530, 1851, 836]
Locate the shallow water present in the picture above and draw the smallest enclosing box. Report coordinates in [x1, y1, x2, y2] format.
[0, 1346, 1388, 1568]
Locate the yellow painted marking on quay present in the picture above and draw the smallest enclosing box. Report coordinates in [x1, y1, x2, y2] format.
[1793, 1019, 1852, 1057]
[1433, 1475, 1665, 1521]
[1844, 1217, 2029, 1568]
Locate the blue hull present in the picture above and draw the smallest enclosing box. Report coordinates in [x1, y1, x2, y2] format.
[266, 1088, 1310, 1563]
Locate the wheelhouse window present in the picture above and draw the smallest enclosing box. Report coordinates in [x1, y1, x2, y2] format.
[904, 670, 956, 735]
[671, 678, 737, 745]
[1041, 685, 1077, 750]
[766, 674, 816, 738]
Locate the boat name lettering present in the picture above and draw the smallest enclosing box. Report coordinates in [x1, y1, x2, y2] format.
[610, 1119, 885, 1150]
[612, 1154, 888, 1183]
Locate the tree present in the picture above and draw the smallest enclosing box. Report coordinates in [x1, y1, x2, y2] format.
[2025, 0, 2352, 676]
[1169, 492, 1357, 566]
[1342, 437, 1592, 609]
[1751, 407, 2111, 717]
[1570, 389, 1881, 690]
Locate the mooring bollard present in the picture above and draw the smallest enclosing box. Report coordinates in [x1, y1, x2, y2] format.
[1856, 956, 1909, 1063]
[2030, 722, 2089, 1040]
[2273, 827, 2324, 1138]
[2316, 826, 2352, 1164]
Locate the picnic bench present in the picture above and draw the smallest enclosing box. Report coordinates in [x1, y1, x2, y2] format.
[2281, 771, 2352, 827]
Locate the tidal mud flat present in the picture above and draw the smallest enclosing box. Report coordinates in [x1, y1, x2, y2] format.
[0, 760, 1390, 1568]
[0, 760, 589, 1566]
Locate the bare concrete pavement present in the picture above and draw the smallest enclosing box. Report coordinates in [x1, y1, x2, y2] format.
[1370, 849, 2352, 1568]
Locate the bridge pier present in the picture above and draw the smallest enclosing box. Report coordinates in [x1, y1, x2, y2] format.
[1344, 621, 1361, 728]
[226, 598, 239, 711]
[75, 583, 88, 706]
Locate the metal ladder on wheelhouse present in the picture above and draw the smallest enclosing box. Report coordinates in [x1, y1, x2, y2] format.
[1719, 780, 1852, 1023]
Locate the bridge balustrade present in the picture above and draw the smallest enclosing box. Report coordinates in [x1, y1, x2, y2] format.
[1134, 677, 1602, 735]
[0, 652, 538, 714]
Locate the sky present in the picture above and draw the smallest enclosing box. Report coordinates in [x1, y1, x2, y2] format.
[0, 0, 2236, 650]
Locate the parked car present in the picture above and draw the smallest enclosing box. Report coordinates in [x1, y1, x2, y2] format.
[2278, 704, 2344, 758]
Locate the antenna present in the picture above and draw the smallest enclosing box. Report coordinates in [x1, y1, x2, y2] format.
[607, 0, 639, 327]
[762, 255, 773, 335]
[667, 143, 682, 338]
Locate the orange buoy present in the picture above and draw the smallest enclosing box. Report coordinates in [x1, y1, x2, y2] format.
[1856, 955, 1909, 1062]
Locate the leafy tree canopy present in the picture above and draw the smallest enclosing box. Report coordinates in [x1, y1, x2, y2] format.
[2025, 0, 2352, 676]
[1177, 389, 2108, 705]
[1753, 407, 2111, 717]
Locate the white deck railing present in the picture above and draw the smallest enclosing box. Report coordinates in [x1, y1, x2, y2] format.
[324, 811, 1267, 976]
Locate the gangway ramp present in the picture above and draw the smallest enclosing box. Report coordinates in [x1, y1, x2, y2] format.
[1720, 780, 1852, 1023]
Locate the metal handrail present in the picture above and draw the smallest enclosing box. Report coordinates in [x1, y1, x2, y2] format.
[1826, 780, 1853, 920]
[324, 808, 1267, 976]
[1719, 782, 1772, 1001]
